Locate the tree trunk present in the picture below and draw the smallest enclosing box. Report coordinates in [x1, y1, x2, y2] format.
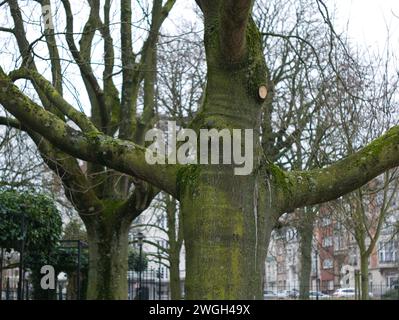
[177, 17, 275, 298]
[180, 163, 276, 299]
[298, 210, 315, 300]
[85, 217, 130, 300]
[180, 165, 278, 299]
[169, 254, 182, 300]
[66, 273, 77, 300]
[360, 253, 369, 300]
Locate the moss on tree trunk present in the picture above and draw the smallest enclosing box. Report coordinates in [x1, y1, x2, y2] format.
[85, 218, 129, 300]
[180, 164, 277, 299]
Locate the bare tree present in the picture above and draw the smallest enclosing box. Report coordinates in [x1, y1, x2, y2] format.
[0, 0, 176, 299]
[0, 0, 398, 299]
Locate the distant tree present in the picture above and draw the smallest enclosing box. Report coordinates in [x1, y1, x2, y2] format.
[132, 192, 184, 299]
[62, 218, 87, 242]
[128, 248, 148, 273]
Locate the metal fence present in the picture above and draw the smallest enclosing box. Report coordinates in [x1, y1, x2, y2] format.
[0, 240, 87, 300]
[1, 277, 19, 300]
[3, 276, 398, 300]
[1, 270, 171, 300]
[1, 276, 68, 300]
[128, 269, 170, 300]
[263, 283, 399, 300]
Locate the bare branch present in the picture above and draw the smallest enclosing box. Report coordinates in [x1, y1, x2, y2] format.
[0, 67, 178, 196]
[10, 68, 99, 133]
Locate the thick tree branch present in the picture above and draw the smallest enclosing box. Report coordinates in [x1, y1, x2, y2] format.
[35, 0, 63, 95]
[10, 68, 99, 133]
[220, 0, 253, 64]
[118, 179, 159, 223]
[32, 135, 104, 224]
[120, 0, 139, 141]
[278, 126, 399, 213]
[7, 0, 62, 118]
[8, 0, 35, 68]
[0, 68, 178, 196]
[101, 0, 120, 135]
[135, 0, 164, 143]
[61, 0, 108, 131]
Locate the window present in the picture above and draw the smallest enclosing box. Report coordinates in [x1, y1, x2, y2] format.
[322, 259, 333, 269]
[349, 247, 358, 266]
[379, 240, 398, 263]
[323, 236, 333, 248]
[388, 276, 398, 288]
[334, 234, 346, 250]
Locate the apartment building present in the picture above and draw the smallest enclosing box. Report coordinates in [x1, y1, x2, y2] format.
[265, 208, 399, 296]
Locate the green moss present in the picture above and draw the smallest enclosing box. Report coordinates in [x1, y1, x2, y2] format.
[363, 126, 399, 157]
[176, 164, 201, 196]
[101, 199, 123, 224]
[85, 130, 102, 140]
[267, 163, 292, 191]
[245, 19, 269, 98]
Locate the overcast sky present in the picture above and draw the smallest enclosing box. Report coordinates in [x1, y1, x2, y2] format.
[330, 0, 399, 52]
[164, 0, 399, 53]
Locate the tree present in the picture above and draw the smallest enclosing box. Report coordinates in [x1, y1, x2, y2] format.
[330, 171, 399, 300]
[0, 0, 176, 299]
[256, 0, 369, 299]
[128, 249, 148, 273]
[1, 0, 399, 299]
[0, 124, 46, 189]
[0, 189, 62, 299]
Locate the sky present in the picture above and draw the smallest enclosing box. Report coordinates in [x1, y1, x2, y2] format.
[163, 0, 399, 55]
[331, 0, 399, 53]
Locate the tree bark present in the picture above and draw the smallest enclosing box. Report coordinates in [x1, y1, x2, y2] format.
[169, 254, 182, 300]
[298, 209, 315, 300]
[177, 10, 275, 298]
[178, 74, 274, 299]
[3, 1, 399, 301]
[360, 253, 369, 300]
[85, 216, 130, 300]
[180, 168, 276, 299]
